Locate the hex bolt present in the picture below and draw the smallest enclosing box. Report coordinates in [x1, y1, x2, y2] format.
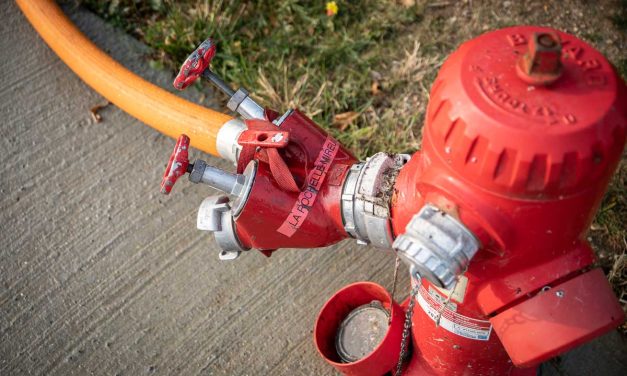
[537, 33, 557, 48]
[516, 32, 563, 85]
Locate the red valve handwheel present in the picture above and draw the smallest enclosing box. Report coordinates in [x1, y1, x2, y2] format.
[173, 38, 216, 90]
[160, 134, 190, 194]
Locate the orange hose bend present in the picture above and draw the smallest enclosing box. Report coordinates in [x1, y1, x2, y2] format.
[16, 0, 233, 157]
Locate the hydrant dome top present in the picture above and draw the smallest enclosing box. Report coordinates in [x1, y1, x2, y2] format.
[458, 26, 618, 132]
[423, 25, 626, 197]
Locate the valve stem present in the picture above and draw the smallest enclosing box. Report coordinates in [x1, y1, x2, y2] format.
[202, 69, 265, 120]
[173, 37, 265, 120]
[189, 159, 246, 196]
[202, 70, 235, 97]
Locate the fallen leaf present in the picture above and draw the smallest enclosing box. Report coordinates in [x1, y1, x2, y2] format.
[400, 0, 416, 8]
[90, 102, 112, 123]
[371, 81, 380, 96]
[333, 111, 359, 131]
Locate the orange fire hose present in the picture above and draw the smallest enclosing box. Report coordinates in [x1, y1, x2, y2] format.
[16, 0, 233, 157]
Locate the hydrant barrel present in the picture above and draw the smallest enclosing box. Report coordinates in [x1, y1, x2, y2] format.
[390, 25, 626, 375]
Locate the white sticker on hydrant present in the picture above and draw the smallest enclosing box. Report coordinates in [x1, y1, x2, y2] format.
[417, 285, 492, 341]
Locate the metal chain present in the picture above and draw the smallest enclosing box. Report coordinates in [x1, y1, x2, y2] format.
[389, 255, 401, 325]
[392, 267, 467, 374]
[394, 278, 420, 376]
[434, 270, 465, 327]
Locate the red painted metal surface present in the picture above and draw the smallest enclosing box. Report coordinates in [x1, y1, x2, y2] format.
[490, 268, 624, 367]
[237, 129, 290, 148]
[403, 276, 536, 376]
[160, 134, 190, 194]
[314, 282, 404, 376]
[173, 38, 216, 90]
[389, 26, 626, 374]
[234, 110, 357, 251]
[239, 124, 300, 192]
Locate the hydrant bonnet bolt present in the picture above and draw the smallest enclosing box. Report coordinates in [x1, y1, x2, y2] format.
[516, 31, 563, 85]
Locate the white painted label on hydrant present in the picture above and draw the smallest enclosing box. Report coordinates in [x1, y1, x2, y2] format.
[417, 285, 492, 341]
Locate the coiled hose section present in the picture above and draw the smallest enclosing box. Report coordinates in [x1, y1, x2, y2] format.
[16, 0, 233, 157]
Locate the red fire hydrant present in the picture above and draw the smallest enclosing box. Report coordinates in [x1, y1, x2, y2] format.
[387, 26, 626, 375]
[162, 26, 625, 375]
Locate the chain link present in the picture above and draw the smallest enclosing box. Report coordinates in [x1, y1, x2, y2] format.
[394, 278, 420, 376]
[389, 255, 401, 324]
[434, 270, 465, 327]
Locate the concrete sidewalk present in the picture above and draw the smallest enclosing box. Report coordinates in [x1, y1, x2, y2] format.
[0, 2, 624, 376]
[0, 2, 407, 375]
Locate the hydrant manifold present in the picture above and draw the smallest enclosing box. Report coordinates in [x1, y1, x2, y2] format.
[162, 25, 626, 376]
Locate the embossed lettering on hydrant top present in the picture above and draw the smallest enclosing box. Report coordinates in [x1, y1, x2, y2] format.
[277, 137, 339, 237]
